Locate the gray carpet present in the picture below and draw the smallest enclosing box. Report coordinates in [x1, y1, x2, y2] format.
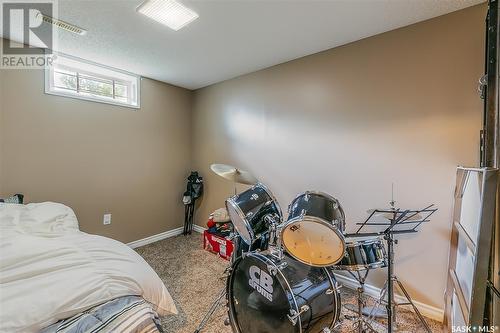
[136, 234, 442, 333]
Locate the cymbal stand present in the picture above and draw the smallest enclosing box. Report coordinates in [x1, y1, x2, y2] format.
[344, 269, 378, 333]
[194, 287, 227, 333]
[194, 215, 279, 333]
[194, 233, 240, 333]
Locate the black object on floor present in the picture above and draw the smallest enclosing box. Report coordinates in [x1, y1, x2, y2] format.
[183, 171, 203, 235]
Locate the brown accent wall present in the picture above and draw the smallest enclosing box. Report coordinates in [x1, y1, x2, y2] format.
[191, 4, 486, 311]
[0, 68, 192, 243]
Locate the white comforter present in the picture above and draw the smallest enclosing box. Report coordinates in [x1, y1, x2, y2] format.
[0, 202, 177, 333]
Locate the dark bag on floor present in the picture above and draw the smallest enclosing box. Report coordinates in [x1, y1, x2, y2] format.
[183, 171, 203, 235]
[187, 172, 203, 199]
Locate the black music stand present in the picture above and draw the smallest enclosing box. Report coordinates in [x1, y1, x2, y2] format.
[345, 203, 438, 333]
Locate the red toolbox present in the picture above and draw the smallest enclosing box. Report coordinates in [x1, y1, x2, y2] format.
[203, 230, 234, 260]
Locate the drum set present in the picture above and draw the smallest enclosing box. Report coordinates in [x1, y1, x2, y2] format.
[195, 165, 436, 333]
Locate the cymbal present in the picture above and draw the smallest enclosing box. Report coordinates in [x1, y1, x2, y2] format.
[367, 209, 422, 222]
[210, 164, 258, 185]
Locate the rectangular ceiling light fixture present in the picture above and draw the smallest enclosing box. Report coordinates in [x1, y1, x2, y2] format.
[137, 0, 199, 31]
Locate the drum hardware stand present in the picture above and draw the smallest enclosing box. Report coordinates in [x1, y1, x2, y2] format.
[343, 269, 379, 333]
[194, 213, 287, 333]
[193, 287, 227, 333]
[265, 214, 285, 261]
[346, 201, 438, 333]
[194, 233, 240, 333]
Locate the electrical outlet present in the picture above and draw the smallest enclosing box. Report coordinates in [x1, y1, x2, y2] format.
[103, 214, 112, 225]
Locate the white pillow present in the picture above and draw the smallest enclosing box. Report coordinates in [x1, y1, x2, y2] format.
[0, 202, 79, 236]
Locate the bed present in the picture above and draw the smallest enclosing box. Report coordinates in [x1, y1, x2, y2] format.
[0, 202, 177, 333]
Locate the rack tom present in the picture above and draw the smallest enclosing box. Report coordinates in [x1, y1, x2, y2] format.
[281, 191, 346, 267]
[226, 183, 282, 248]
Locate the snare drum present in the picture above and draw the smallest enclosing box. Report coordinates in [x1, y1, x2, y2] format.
[281, 191, 346, 267]
[226, 183, 282, 248]
[331, 237, 387, 271]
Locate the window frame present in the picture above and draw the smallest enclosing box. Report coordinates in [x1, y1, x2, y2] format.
[45, 52, 141, 109]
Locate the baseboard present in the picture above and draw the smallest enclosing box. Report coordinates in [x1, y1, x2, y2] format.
[127, 226, 184, 248]
[192, 224, 206, 233]
[127, 225, 206, 248]
[333, 273, 444, 323]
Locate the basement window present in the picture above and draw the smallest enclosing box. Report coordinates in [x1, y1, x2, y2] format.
[45, 53, 140, 109]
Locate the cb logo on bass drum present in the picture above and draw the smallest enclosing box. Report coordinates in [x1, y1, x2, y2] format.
[248, 265, 273, 301]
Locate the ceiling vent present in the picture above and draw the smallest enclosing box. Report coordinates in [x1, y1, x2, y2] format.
[38, 13, 87, 36]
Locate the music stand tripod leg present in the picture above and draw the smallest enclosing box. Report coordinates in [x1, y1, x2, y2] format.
[394, 278, 432, 333]
[364, 280, 388, 320]
[386, 231, 395, 333]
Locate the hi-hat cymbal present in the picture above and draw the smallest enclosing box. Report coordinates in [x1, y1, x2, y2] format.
[210, 164, 258, 185]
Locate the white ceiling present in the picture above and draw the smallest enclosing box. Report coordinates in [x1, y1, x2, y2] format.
[8, 0, 487, 89]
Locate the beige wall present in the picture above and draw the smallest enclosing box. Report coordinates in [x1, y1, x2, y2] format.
[192, 4, 486, 310]
[0, 69, 192, 243]
[0, 3, 486, 312]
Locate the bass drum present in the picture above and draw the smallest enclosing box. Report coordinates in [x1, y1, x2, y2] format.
[227, 252, 341, 333]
